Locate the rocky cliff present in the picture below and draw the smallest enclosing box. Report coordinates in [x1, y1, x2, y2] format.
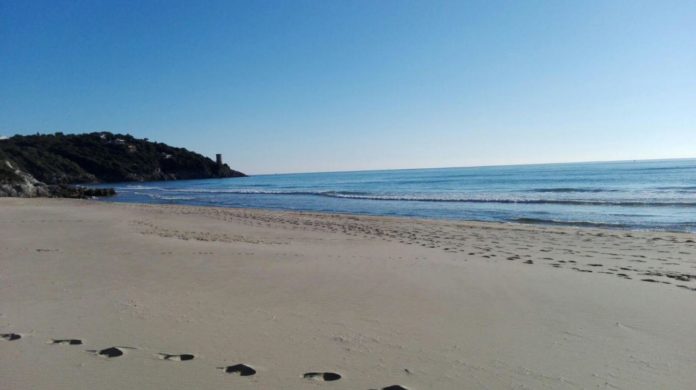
[0, 132, 246, 197]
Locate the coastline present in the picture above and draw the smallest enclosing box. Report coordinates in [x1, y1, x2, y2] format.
[96, 195, 696, 235]
[99, 158, 696, 233]
[2, 198, 695, 389]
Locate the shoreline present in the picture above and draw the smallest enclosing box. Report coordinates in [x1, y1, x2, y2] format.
[2, 198, 696, 389]
[96, 197, 696, 235]
[93, 158, 696, 234]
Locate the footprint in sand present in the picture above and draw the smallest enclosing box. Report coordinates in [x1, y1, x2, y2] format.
[303, 372, 342, 381]
[219, 364, 256, 376]
[51, 339, 83, 345]
[159, 353, 195, 361]
[1, 333, 21, 341]
[370, 386, 409, 390]
[90, 346, 133, 358]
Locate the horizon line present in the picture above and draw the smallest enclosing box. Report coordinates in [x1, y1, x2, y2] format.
[249, 156, 696, 177]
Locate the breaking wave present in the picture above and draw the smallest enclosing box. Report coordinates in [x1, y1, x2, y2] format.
[119, 188, 696, 207]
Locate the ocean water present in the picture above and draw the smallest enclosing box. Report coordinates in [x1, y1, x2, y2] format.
[95, 159, 696, 232]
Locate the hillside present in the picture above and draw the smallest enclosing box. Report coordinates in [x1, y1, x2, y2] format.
[0, 132, 246, 197]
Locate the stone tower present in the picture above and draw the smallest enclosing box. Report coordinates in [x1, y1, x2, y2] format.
[215, 154, 223, 174]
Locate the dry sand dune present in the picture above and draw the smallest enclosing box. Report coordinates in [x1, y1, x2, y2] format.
[1, 198, 695, 389]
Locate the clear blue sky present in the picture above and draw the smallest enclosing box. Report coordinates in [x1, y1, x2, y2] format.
[1, 1, 695, 174]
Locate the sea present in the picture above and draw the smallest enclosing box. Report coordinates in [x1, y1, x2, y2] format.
[94, 159, 696, 232]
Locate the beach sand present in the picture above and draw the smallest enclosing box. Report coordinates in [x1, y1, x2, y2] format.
[1, 198, 695, 389]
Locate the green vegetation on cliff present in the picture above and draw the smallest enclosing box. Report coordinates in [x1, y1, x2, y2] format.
[0, 132, 245, 185]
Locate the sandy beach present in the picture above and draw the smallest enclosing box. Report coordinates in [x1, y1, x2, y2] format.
[1, 198, 695, 389]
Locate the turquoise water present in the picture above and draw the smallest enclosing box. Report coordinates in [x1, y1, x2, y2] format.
[97, 159, 696, 232]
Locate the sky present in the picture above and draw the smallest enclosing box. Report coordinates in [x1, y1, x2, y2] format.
[1, 1, 695, 174]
